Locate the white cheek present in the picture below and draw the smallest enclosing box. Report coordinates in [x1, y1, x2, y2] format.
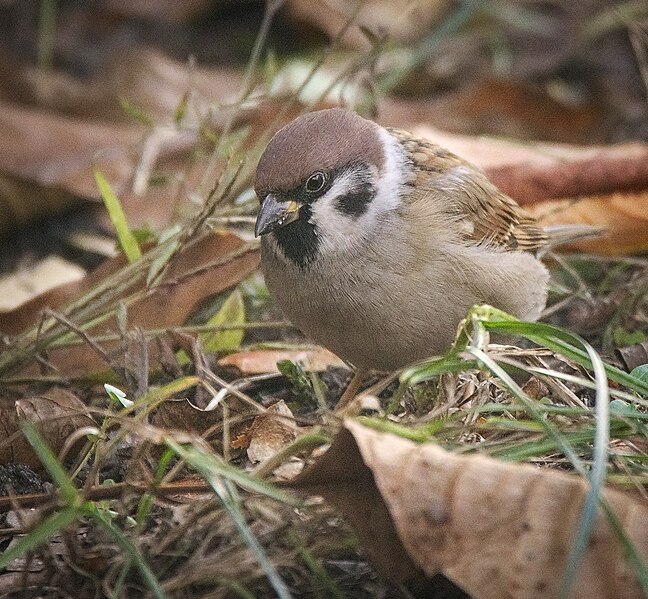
[308, 172, 371, 255]
[309, 130, 408, 258]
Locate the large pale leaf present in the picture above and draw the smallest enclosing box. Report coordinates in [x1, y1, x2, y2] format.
[293, 420, 648, 598]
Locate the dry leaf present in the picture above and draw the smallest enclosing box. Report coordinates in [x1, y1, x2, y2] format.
[151, 397, 224, 434]
[529, 191, 648, 255]
[409, 125, 648, 205]
[0, 256, 86, 312]
[380, 78, 602, 144]
[0, 231, 259, 376]
[0, 388, 95, 468]
[286, 0, 450, 48]
[219, 348, 345, 375]
[0, 98, 142, 198]
[151, 393, 256, 442]
[294, 420, 648, 598]
[20, 48, 243, 125]
[247, 400, 297, 461]
[0, 48, 245, 235]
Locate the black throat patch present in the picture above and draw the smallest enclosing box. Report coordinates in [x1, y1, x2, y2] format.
[273, 205, 319, 269]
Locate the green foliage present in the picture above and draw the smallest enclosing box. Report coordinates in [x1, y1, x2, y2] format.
[631, 364, 648, 384]
[94, 167, 142, 263]
[277, 359, 324, 407]
[277, 360, 311, 394]
[166, 439, 299, 599]
[119, 97, 154, 127]
[200, 288, 246, 353]
[613, 326, 646, 347]
[400, 304, 648, 597]
[1, 425, 165, 598]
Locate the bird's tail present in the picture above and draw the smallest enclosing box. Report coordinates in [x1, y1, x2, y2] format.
[542, 224, 606, 252]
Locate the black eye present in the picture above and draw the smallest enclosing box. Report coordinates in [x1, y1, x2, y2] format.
[305, 172, 326, 193]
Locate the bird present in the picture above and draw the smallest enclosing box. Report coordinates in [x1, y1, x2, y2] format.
[254, 107, 592, 408]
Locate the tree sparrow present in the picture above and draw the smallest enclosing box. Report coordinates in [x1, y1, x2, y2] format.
[254, 108, 583, 404]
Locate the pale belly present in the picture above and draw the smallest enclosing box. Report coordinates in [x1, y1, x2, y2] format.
[261, 239, 548, 371]
[263, 251, 468, 370]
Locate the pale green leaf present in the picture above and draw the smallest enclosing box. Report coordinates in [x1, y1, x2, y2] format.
[200, 288, 246, 353]
[94, 168, 141, 263]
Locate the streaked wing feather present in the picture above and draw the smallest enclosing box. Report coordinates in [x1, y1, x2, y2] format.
[388, 127, 547, 253]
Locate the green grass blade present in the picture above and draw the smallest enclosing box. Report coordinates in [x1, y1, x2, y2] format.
[94, 167, 142, 263]
[21, 422, 80, 505]
[559, 334, 610, 597]
[201, 288, 246, 353]
[136, 447, 175, 526]
[37, 0, 57, 71]
[482, 319, 648, 397]
[467, 347, 587, 474]
[166, 440, 299, 597]
[401, 357, 479, 386]
[220, 480, 293, 599]
[166, 439, 300, 505]
[87, 502, 165, 599]
[377, 0, 487, 92]
[0, 506, 81, 570]
[290, 530, 346, 599]
[214, 579, 257, 599]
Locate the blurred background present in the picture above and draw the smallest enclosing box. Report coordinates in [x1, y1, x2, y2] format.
[0, 0, 646, 309]
[1, 5, 648, 598]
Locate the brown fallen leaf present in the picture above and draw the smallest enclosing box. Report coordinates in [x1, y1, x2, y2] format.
[529, 191, 648, 255]
[0, 99, 142, 198]
[0, 388, 95, 468]
[410, 125, 648, 205]
[616, 340, 648, 373]
[0, 256, 86, 312]
[285, 0, 450, 48]
[293, 420, 648, 599]
[218, 348, 345, 375]
[0, 99, 141, 235]
[0, 231, 260, 377]
[379, 78, 603, 144]
[151, 397, 226, 435]
[17, 48, 243, 125]
[0, 48, 246, 235]
[247, 400, 298, 461]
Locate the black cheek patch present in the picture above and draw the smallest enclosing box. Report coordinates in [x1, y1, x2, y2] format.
[335, 183, 376, 217]
[273, 205, 319, 269]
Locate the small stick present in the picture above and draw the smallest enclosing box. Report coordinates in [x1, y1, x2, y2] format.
[334, 368, 367, 411]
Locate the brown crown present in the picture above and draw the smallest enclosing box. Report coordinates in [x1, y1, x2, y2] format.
[255, 108, 385, 196]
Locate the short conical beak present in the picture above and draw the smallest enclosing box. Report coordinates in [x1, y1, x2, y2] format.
[255, 194, 301, 237]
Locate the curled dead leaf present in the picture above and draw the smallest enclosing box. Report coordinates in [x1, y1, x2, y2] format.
[294, 420, 648, 599]
[247, 400, 298, 461]
[0, 388, 95, 469]
[219, 348, 345, 375]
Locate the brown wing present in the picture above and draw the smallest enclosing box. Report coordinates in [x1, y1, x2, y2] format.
[388, 128, 547, 253]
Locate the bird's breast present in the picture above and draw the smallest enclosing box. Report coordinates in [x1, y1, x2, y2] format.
[260, 237, 456, 369]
